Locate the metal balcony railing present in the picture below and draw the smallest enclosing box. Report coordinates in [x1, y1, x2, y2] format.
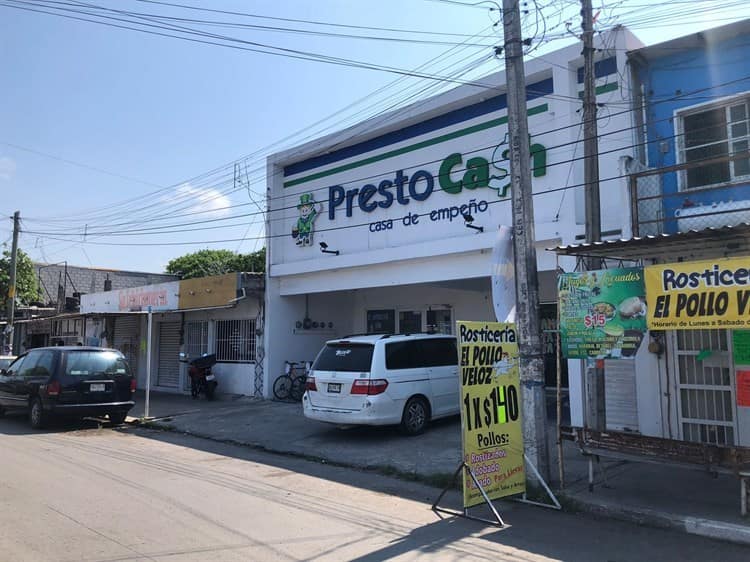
[629, 152, 750, 237]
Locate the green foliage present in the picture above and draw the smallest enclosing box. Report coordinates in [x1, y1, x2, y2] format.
[165, 248, 265, 279]
[0, 248, 41, 310]
[232, 247, 265, 274]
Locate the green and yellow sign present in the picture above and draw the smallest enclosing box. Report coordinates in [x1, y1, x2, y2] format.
[646, 257, 750, 330]
[558, 268, 647, 359]
[457, 321, 525, 508]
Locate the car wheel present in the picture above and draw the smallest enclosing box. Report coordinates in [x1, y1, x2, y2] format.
[108, 412, 128, 426]
[400, 397, 429, 436]
[29, 397, 47, 430]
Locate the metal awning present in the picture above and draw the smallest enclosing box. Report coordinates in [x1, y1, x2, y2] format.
[550, 223, 750, 263]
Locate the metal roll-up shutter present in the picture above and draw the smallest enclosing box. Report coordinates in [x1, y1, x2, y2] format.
[157, 322, 181, 388]
[113, 316, 139, 374]
[604, 359, 639, 432]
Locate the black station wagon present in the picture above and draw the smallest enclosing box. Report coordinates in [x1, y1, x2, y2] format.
[0, 346, 136, 429]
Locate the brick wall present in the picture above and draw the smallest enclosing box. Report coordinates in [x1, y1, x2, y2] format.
[35, 263, 178, 306]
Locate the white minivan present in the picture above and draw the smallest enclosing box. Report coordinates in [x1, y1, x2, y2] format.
[302, 333, 459, 434]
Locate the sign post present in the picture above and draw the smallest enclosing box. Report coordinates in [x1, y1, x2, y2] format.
[145, 305, 152, 419]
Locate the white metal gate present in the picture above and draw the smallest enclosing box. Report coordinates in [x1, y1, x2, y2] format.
[671, 329, 737, 446]
[183, 321, 208, 391]
[113, 316, 139, 374]
[157, 322, 181, 388]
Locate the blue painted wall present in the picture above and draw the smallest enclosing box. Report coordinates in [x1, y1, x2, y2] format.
[638, 31, 750, 231]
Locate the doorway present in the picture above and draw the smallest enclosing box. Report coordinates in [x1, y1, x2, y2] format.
[670, 329, 738, 446]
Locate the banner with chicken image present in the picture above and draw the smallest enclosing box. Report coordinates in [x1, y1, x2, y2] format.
[558, 268, 647, 359]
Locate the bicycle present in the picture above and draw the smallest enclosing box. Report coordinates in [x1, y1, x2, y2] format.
[273, 361, 310, 401]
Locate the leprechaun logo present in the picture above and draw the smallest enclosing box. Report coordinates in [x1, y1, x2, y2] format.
[291, 193, 320, 247]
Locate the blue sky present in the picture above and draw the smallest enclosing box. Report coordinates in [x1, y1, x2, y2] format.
[2, 0, 749, 273]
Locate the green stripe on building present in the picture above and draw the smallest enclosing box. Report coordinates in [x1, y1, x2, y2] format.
[283, 103, 549, 188]
[577, 81, 619, 99]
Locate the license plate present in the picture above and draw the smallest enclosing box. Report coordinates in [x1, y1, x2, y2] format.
[328, 383, 341, 393]
[205, 374, 215, 381]
[90, 383, 106, 392]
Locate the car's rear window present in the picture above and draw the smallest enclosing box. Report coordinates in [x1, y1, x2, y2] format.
[63, 351, 131, 377]
[312, 343, 374, 372]
[385, 338, 458, 370]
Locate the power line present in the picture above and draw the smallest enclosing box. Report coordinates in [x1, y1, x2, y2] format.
[2, 1, 501, 88]
[22, 72, 750, 239]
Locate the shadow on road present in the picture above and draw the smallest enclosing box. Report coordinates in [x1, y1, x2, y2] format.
[119, 425, 749, 562]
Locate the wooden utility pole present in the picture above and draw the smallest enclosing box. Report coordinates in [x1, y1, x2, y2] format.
[581, 0, 606, 431]
[3, 211, 20, 354]
[502, 0, 549, 480]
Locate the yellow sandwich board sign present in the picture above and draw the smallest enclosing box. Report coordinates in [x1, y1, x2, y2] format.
[457, 321, 526, 508]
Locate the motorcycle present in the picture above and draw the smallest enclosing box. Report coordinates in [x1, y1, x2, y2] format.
[188, 353, 218, 400]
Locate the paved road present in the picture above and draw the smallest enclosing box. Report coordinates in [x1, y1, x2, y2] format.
[0, 415, 747, 562]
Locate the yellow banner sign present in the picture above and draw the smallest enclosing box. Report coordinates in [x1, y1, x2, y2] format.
[645, 257, 750, 330]
[457, 321, 525, 508]
[178, 273, 239, 310]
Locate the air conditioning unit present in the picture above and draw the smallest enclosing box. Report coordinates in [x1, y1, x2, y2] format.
[674, 199, 750, 232]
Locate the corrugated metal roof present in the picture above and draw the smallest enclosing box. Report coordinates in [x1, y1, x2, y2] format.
[550, 223, 750, 262]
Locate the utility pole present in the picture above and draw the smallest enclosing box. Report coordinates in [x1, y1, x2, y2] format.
[502, 0, 549, 480]
[3, 211, 20, 354]
[581, 0, 606, 431]
[582, 0, 601, 248]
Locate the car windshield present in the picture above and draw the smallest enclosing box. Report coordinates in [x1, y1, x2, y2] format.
[312, 343, 374, 372]
[63, 351, 130, 377]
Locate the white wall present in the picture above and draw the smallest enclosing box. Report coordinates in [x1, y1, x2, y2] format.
[134, 297, 262, 396]
[264, 29, 644, 405]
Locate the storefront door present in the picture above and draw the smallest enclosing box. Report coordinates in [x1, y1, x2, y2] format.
[113, 316, 139, 374]
[367, 307, 453, 335]
[157, 322, 182, 389]
[670, 329, 738, 446]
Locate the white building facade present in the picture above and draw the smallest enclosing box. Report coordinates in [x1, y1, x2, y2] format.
[264, 29, 644, 409]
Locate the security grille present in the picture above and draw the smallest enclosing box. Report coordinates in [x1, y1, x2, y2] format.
[113, 316, 139, 374]
[157, 322, 181, 388]
[183, 321, 208, 391]
[215, 319, 255, 363]
[672, 329, 737, 446]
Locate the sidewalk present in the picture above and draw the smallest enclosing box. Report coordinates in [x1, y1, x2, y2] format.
[132, 391, 750, 545]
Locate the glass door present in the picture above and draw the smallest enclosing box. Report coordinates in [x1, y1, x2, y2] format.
[398, 311, 422, 334]
[426, 308, 453, 334]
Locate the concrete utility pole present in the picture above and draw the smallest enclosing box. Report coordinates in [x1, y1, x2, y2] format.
[3, 211, 20, 354]
[582, 0, 602, 249]
[581, 0, 606, 431]
[502, 0, 549, 480]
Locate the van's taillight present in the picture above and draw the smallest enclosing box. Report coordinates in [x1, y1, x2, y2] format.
[130, 378, 137, 393]
[305, 377, 317, 392]
[45, 380, 61, 396]
[351, 379, 388, 395]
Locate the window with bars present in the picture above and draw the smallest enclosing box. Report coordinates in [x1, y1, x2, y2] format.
[215, 319, 256, 362]
[678, 95, 750, 189]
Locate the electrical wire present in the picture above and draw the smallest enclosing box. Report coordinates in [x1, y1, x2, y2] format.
[23, 72, 750, 239]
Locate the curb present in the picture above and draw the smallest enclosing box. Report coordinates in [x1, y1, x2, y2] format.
[560, 492, 750, 546]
